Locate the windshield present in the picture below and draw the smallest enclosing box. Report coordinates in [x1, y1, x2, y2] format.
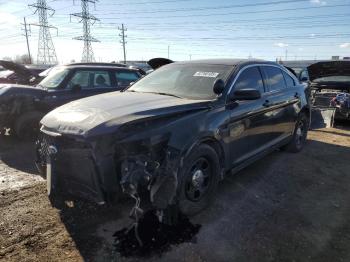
[128, 63, 233, 100]
[314, 76, 350, 83]
[38, 67, 69, 89]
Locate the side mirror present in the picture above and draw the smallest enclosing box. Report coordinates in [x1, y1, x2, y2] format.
[72, 84, 82, 92]
[300, 77, 308, 82]
[233, 88, 261, 100]
[213, 79, 225, 95]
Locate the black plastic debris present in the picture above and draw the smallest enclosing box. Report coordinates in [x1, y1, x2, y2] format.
[113, 210, 201, 258]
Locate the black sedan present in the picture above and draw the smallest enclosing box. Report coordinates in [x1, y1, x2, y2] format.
[0, 63, 141, 138]
[36, 59, 310, 218]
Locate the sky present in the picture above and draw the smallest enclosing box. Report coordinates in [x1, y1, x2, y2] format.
[0, 0, 349, 64]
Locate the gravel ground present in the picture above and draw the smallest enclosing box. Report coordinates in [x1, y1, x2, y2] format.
[0, 126, 350, 262]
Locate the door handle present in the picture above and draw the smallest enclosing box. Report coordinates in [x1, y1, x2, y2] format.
[294, 92, 300, 99]
[263, 100, 271, 107]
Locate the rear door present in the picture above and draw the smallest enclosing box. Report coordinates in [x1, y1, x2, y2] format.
[260, 65, 299, 140]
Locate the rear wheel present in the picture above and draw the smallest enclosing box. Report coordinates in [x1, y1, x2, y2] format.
[284, 113, 309, 153]
[14, 111, 44, 140]
[178, 144, 220, 216]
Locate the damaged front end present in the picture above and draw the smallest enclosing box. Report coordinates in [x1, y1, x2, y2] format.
[117, 136, 182, 223]
[36, 125, 186, 227]
[36, 131, 115, 204]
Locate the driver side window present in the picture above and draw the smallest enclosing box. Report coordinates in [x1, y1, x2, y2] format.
[234, 66, 264, 93]
[67, 71, 90, 89]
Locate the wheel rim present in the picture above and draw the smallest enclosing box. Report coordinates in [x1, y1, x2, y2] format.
[185, 157, 213, 202]
[295, 119, 306, 148]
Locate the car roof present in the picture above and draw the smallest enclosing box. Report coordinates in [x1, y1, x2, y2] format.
[175, 58, 273, 66]
[67, 62, 127, 67]
[62, 64, 139, 72]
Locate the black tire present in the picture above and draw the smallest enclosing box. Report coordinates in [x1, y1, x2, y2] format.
[14, 111, 44, 140]
[178, 144, 220, 216]
[284, 113, 309, 153]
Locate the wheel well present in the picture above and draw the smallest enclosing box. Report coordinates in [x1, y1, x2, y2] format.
[201, 139, 225, 170]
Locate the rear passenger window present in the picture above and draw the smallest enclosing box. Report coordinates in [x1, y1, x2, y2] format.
[115, 71, 140, 88]
[93, 71, 112, 88]
[264, 66, 286, 91]
[234, 67, 264, 93]
[282, 71, 295, 87]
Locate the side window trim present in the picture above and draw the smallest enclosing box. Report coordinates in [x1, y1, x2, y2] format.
[258, 66, 268, 93]
[226, 63, 297, 101]
[257, 66, 267, 93]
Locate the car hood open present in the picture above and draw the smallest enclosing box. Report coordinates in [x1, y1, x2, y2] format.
[307, 61, 350, 81]
[40, 91, 210, 137]
[0, 60, 37, 79]
[147, 58, 174, 70]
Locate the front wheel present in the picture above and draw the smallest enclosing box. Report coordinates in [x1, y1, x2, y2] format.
[14, 111, 44, 140]
[284, 113, 309, 153]
[178, 144, 221, 216]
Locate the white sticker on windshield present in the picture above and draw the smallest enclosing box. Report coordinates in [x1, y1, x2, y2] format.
[193, 72, 220, 78]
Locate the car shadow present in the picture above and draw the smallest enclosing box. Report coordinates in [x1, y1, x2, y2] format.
[0, 135, 38, 175]
[53, 137, 350, 261]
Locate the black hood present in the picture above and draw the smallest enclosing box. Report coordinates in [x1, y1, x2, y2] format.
[40, 91, 210, 137]
[147, 58, 173, 70]
[307, 61, 350, 81]
[0, 60, 37, 79]
[0, 84, 46, 96]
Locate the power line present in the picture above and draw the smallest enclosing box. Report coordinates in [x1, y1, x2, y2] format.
[92, 3, 350, 19]
[93, 0, 314, 15]
[29, 0, 58, 64]
[71, 0, 100, 62]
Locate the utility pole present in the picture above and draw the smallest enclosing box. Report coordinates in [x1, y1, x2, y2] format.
[21, 17, 32, 64]
[29, 0, 58, 64]
[189, 54, 192, 60]
[118, 24, 127, 64]
[285, 49, 288, 61]
[168, 45, 170, 59]
[71, 0, 100, 62]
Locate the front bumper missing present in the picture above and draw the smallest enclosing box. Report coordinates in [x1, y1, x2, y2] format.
[36, 134, 108, 204]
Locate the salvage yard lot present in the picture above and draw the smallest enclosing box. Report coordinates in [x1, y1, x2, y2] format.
[1, 126, 350, 262]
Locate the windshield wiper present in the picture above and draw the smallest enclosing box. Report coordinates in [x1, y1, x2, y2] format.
[145, 92, 182, 99]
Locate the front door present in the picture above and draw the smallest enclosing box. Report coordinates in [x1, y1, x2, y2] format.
[44, 69, 117, 108]
[224, 66, 273, 167]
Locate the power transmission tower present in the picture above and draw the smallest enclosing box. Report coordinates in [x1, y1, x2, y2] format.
[29, 0, 58, 64]
[119, 24, 127, 64]
[21, 17, 32, 64]
[71, 0, 100, 62]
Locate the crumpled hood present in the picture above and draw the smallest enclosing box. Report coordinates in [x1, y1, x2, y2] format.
[307, 61, 350, 81]
[41, 91, 210, 137]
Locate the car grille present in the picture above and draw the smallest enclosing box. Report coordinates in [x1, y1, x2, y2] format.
[37, 133, 91, 163]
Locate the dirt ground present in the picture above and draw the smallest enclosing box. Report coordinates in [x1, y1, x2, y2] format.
[1, 125, 350, 262]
